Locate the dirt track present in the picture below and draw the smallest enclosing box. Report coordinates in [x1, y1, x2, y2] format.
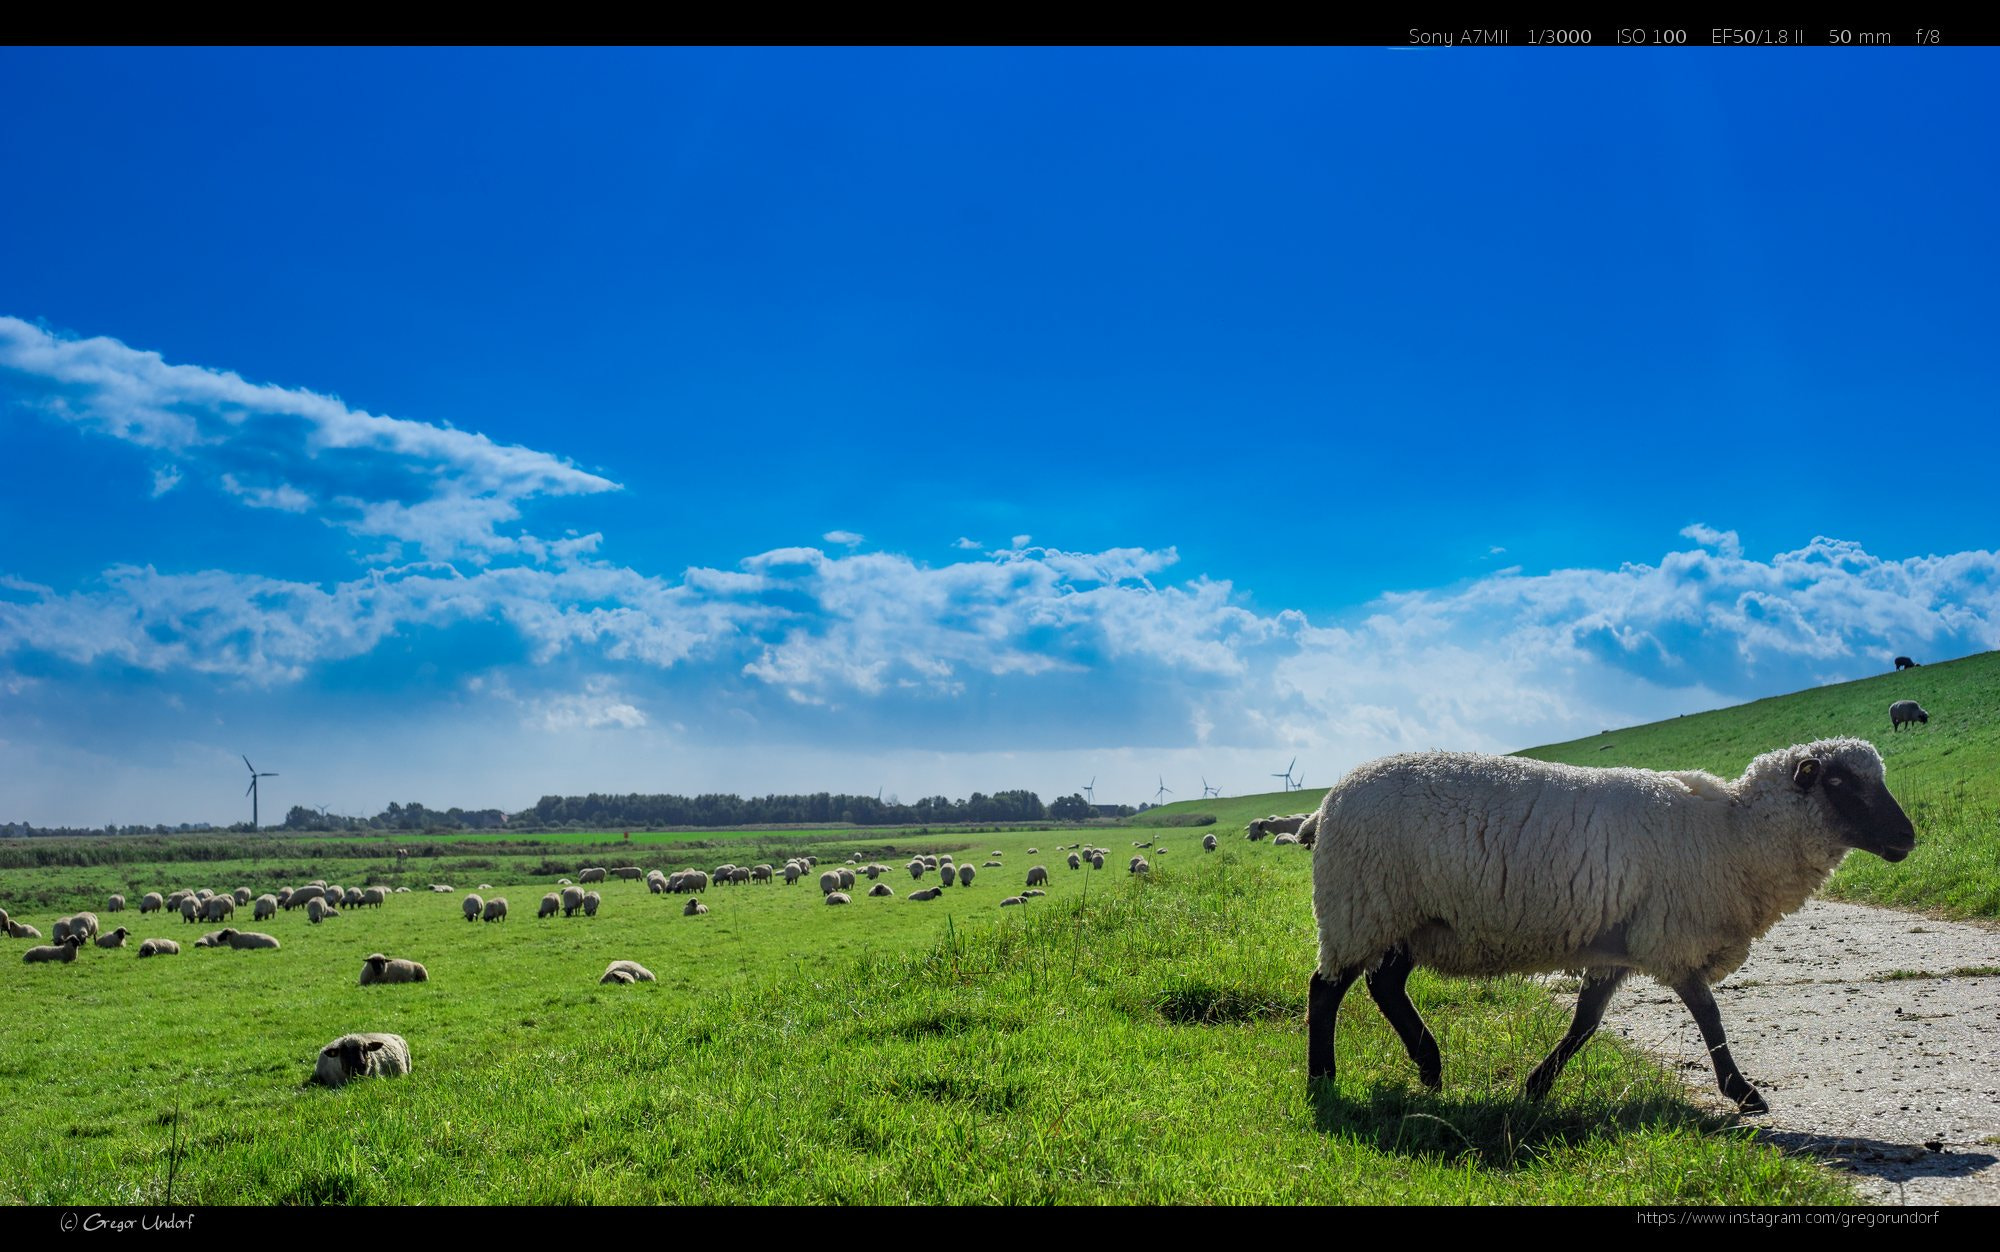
[1600, 899, 2000, 1205]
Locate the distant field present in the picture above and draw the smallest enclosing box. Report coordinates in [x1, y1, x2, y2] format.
[1521, 649, 2000, 918]
[0, 823, 1846, 1205]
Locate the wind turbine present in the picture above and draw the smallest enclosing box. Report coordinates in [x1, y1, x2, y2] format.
[1202, 777, 1220, 798]
[1272, 757, 1298, 792]
[1082, 777, 1096, 805]
[1153, 777, 1173, 806]
[242, 756, 278, 829]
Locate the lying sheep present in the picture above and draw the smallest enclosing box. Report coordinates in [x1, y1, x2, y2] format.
[137, 938, 180, 957]
[192, 930, 227, 948]
[1000, 896, 1026, 907]
[869, 883, 894, 897]
[108, 893, 125, 912]
[430, 884, 453, 893]
[601, 960, 655, 984]
[825, 892, 852, 905]
[217, 928, 281, 950]
[582, 891, 601, 917]
[95, 926, 131, 948]
[1025, 865, 1049, 888]
[684, 898, 709, 916]
[254, 894, 279, 921]
[1306, 739, 1918, 1113]
[1890, 700, 1929, 731]
[908, 887, 943, 902]
[539, 893, 562, 919]
[1021, 889, 1045, 898]
[139, 892, 164, 914]
[312, 1033, 412, 1088]
[462, 893, 484, 922]
[24, 936, 84, 963]
[358, 953, 429, 985]
[482, 897, 509, 923]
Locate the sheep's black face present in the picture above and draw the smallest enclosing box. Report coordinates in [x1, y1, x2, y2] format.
[1809, 759, 1918, 862]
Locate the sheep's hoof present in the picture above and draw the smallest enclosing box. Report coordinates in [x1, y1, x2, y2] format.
[1733, 1089, 1769, 1115]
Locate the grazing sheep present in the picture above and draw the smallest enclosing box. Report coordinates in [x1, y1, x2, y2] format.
[195, 888, 214, 902]
[1090, 853, 1105, 870]
[1895, 655, 1920, 670]
[907, 861, 926, 880]
[307, 898, 337, 924]
[648, 875, 667, 895]
[1203, 834, 1218, 851]
[482, 897, 509, 923]
[908, 887, 943, 902]
[8, 921, 43, 939]
[234, 887, 253, 906]
[70, 911, 101, 939]
[820, 870, 843, 895]
[287, 886, 326, 909]
[217, 928, 281, 950]
[1027, 848, 1039, 854]
[107, 893, 125, 912]
[1068, 853, 1081, 870]
[199, 896, 234, 924]
[137, 938, 180, 957]
[561, 886, 585, 917]
[684, 898, 708, 916]
[1305, 739, 1917, 1113]
[1129, 857, 1150, 874]
[869, 883, 894, 897]
[614, 867, 645, 881]
[579, 867, 608, 885]
[312, 1032, 412, 1088]
[783, 864, 802, 886]
[1890, 700, 1929, 731]
[344, 888, 365, 908]
[940, 865, 958, 887]
[358, 887, 388, 909]
[254, 894, 279, 921]
[825, 892, 851, 905]
[601, 960, 655, 984]
[358, 953, 428, 985]
[862, 864, 881, 880]
[462, 894, 484, 923]
[95, 926, 131, 948]
[956, 865, 976, 888]
[582, 891, 601, 917]
[681, 871, 710, 894]
[1000, 896, 1026, 907]
[1025, 866, 1049, 888]
[23, 936, 84, 963]
[539, 893, 562, 919]
[139, 892, 164, 914]
[0, 906, 7, 932]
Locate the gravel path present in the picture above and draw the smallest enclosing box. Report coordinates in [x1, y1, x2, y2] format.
[1599, 899, 2000, 1205]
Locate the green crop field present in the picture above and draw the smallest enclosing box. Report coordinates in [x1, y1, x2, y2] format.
[1, 821, 1850, 1205]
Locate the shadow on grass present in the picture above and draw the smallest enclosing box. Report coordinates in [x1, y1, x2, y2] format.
[1308, 1077, 1728, 1170]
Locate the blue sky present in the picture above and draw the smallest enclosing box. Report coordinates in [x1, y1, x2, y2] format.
[3, 48, 1997, 825]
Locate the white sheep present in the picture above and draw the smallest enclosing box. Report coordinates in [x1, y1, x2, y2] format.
[254, 894, 279, 921]
[1067, 853, 1081, 870]
[956, 865, 976, 888]
[358, 887, 388, 909]
[1306, 739, 1918, 1113]
[561, 886, 585, 917]
[1089, 853, 1105, 870]
[23, 936, 84, 963]
[234, 887, 253, 906]
[907, 860, 926, 881]
[95, 926, 131, 948]
[940, 865, 958, 887]
[216, 928, 281, 950]
[684, 898, 709, 916]
[868, 883, 894, 897]
[614, 867, 644, 881]
[108, 893, 125, 912]
[601, 960, 656, 984]
[820, 870, 844, 895]
[139, 893, 164, 914]
[582, 891, 601, 917]
[307, 898, 335, 924]
[462, 893, 484, 922]
[1128, 856, 1149, 873]
[359, 953, 429, 985]
[539, 893, 562, 919]
[578, 867, 608, 884]
[69, 911, 101, 939]
[1025, 865, 1049, 888]
[200, 896, 234, 923]
[9, 921, 43, 939]
[1000, 896, 1026, 907]
[313, 1032, 412, 1087]
[482, 897, 509, 923]
[1890, 700, 1929, 731]
[825, 892, 852, 905]
[137, 938, 180, 957]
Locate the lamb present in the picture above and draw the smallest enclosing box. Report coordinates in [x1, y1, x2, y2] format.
[869, 883, 894, 897]
[137, 938, 180, 957]
[826, 892, 851, 905]
[582, 891, 601, 917]
[601, 960, 655, 984]
[217, 928, 281, 950]
[1890, 700, 1929, 731]
[358, 953, 429, 985]
[539, 893, 562, 919]
[684, 898, 709, 916]
[95, 926, 131, 948]
[312, 1032, 412, 1087]
[482, 897, 509, 923]
[254, 894, 279, 921]
[1203, 834, 1218, 851]
[1305, 739, 1917, 1113]
[1895, 655, 1920, 670]
[908, 887, 943, 901]
[955, 866, 975, 888]
[108, 893, 125, 912]
[23, 936, 84, 963]
[1025, 865, 1049, 888]
[139, 892, 164, 914]
[462, 893, 484, 922]
[561, 886, 585, 917]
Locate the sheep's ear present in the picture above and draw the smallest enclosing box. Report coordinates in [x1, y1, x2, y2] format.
[1793, 757, 1821, 790]
[365, 1039, 385, 1051]
[322, 1046, 339, 1057]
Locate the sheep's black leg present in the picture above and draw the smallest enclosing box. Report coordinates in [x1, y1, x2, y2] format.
[1523, 967, 1629, 1101]
[1671, 975, 1767, 1114]
[1364, 948, 1442, 1089]
[1307, 964, 1364, 1082]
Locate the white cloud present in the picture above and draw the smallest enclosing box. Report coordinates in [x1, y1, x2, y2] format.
[1010, 533, 1032, 548]
[822, 530, 864, 547]
[0, 317, 619, 560]
[953, 537, 983, 550]
[1679, 522, 1743, 559]
[150, 465, 182, 497]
